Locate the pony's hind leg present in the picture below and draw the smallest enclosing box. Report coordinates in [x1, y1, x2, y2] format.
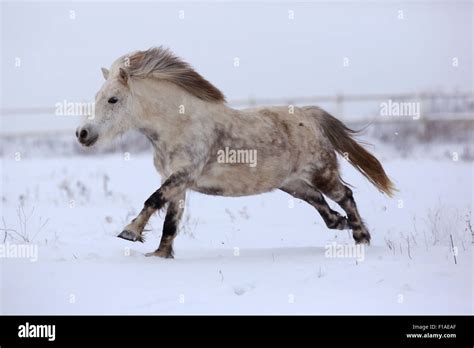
[313, 173, 371, 244]
[145, 194, 185, 258]
[280, 180, 349, 230]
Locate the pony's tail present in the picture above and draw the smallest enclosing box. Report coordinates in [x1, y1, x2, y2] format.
[319, 112, 396, 197]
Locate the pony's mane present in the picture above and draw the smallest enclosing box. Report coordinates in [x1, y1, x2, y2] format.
[123, 47, 226, 103]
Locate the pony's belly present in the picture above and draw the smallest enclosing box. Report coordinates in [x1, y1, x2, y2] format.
[191, 182, 272, 197]
[192, 163, 288, 197]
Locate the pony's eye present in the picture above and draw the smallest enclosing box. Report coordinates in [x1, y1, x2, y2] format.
[108, 97, 118, 104]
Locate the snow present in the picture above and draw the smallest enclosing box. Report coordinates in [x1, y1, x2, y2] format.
[0, 147, 472, 314]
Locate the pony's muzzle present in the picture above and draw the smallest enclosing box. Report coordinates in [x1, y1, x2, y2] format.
[76, 125, 98, 147]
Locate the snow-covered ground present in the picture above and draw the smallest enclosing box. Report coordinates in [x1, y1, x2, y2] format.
[0, 147, 472, 314]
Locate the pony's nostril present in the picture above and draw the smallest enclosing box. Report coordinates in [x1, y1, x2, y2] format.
[80, 129, 88, 140]
[75, 129, 79, 138]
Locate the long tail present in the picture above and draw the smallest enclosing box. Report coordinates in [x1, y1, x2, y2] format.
[319, 111, 396, 197]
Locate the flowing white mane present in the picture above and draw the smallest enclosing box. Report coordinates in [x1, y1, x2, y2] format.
[122, 46, 226, 103]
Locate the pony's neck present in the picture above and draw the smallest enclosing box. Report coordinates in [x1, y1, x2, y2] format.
[130, 78, 229, 130]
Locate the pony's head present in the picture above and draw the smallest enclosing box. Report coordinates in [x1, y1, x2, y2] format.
[76, 63, 133, 147]
[76, 47, 225, 147]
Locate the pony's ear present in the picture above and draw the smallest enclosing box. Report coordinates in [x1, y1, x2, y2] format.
[118, 67, 128, 84]
[101, 67, 109, 80]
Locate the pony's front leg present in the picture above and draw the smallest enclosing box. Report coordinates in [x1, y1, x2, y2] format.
[145, 194, 185, 258]
[118, 206, 154, 242]
[117, 170, 191, 243]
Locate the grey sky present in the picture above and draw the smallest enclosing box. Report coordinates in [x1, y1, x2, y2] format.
[1, 1, 472, 132]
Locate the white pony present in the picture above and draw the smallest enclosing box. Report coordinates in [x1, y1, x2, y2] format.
[77, 47, 394, 258]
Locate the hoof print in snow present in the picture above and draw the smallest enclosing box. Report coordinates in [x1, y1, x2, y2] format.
[233, 283, 255, 296]
[117, 230, 143, 242]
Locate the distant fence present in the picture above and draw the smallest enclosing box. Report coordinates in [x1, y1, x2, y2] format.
[231, 91, 474, 119]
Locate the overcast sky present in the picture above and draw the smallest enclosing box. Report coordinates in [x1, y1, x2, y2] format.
[1, 0, 472, 133]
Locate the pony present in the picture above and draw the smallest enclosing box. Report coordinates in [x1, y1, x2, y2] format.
[76, 47, 395, 258]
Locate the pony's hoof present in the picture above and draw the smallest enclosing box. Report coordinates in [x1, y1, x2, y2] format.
[353, 227, 371, 245]
[145, 249, 174, 259]
[117, 230, 143, 242]
[353, 233, 371, 245]
[356, 238, 370, 245]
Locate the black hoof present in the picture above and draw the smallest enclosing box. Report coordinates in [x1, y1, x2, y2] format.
[145, 250, 174, 258]
[117, 230, 143, 242]
[353, 230, 371, 245]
